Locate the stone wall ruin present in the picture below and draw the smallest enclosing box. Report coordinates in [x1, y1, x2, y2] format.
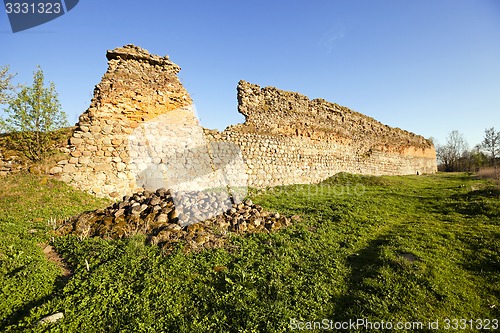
[53, 44, 437, 198]
[206, 80, 437, 187]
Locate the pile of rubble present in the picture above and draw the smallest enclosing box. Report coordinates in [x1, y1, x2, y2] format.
[56, 188, 297, 252]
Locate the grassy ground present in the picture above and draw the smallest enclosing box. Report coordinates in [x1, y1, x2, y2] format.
[0, 172, 498, 332]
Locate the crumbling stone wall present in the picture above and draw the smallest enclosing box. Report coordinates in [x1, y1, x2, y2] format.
[53, 45, 195, 197]
[204, 81, 436, 188]
[54, 45, 436, 198]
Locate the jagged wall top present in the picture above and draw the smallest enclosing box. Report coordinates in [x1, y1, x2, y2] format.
[106, 44, 181, 74]
[78, 44, 192, 126]
[235, 80, 433, 154]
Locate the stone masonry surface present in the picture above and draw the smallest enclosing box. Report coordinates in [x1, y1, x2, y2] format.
[54, 44, 195, 197]
[54, 44, 437, 198]
[205, 80, 437, 188]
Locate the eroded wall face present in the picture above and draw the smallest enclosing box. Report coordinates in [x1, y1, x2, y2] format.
[206, 81, 436, 188]
[55, 45, 436, 198]
[55, 45, 197, 197]
[206, 130, 437, 189]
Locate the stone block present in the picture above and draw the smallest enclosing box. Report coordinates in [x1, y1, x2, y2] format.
[62, 164, 77, 173]
[95, 172, 107, 182]
[49, 166, 63, 174]
[103, 185, 115, 193]
[102, 125, 113, 134]
[70, 137, 83, 145]
[94, 164, 112, 172]
[111, 138, 123, 146]
[79, 156, 91, 165]
[90, 125, 101, 133]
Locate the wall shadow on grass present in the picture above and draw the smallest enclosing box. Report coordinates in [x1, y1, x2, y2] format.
[327, 225, 443, 332]
[0, 271, 70, 330]
[328, 232, 393, 322]
[457, 231, 500, 297]
[448, 188, 500, 219]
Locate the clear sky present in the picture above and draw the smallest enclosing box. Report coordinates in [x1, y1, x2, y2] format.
[1, 0, 499, 148]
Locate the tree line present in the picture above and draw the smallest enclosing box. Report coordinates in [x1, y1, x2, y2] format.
[435, 128, 499, 173]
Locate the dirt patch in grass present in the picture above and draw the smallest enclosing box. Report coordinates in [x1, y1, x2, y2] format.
[39, 243, 72, 279]
[399, 252, 418, 263]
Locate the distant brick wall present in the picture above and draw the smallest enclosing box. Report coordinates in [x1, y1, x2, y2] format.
[53, 45, 436, 198]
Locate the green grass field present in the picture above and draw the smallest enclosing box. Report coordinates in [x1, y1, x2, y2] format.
[0, 172, 499, 332]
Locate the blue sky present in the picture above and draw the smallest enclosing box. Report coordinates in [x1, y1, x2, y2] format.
[1, 0, 499, 148]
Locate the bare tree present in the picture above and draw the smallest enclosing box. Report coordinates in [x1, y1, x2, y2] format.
[436, 144, 453, 171]
[436, 130, 468, 172]
[481, 127, 500, 169]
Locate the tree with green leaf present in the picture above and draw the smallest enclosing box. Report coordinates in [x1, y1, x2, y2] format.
[0, 66, 68, 161]
[0, 65, 16, 105]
